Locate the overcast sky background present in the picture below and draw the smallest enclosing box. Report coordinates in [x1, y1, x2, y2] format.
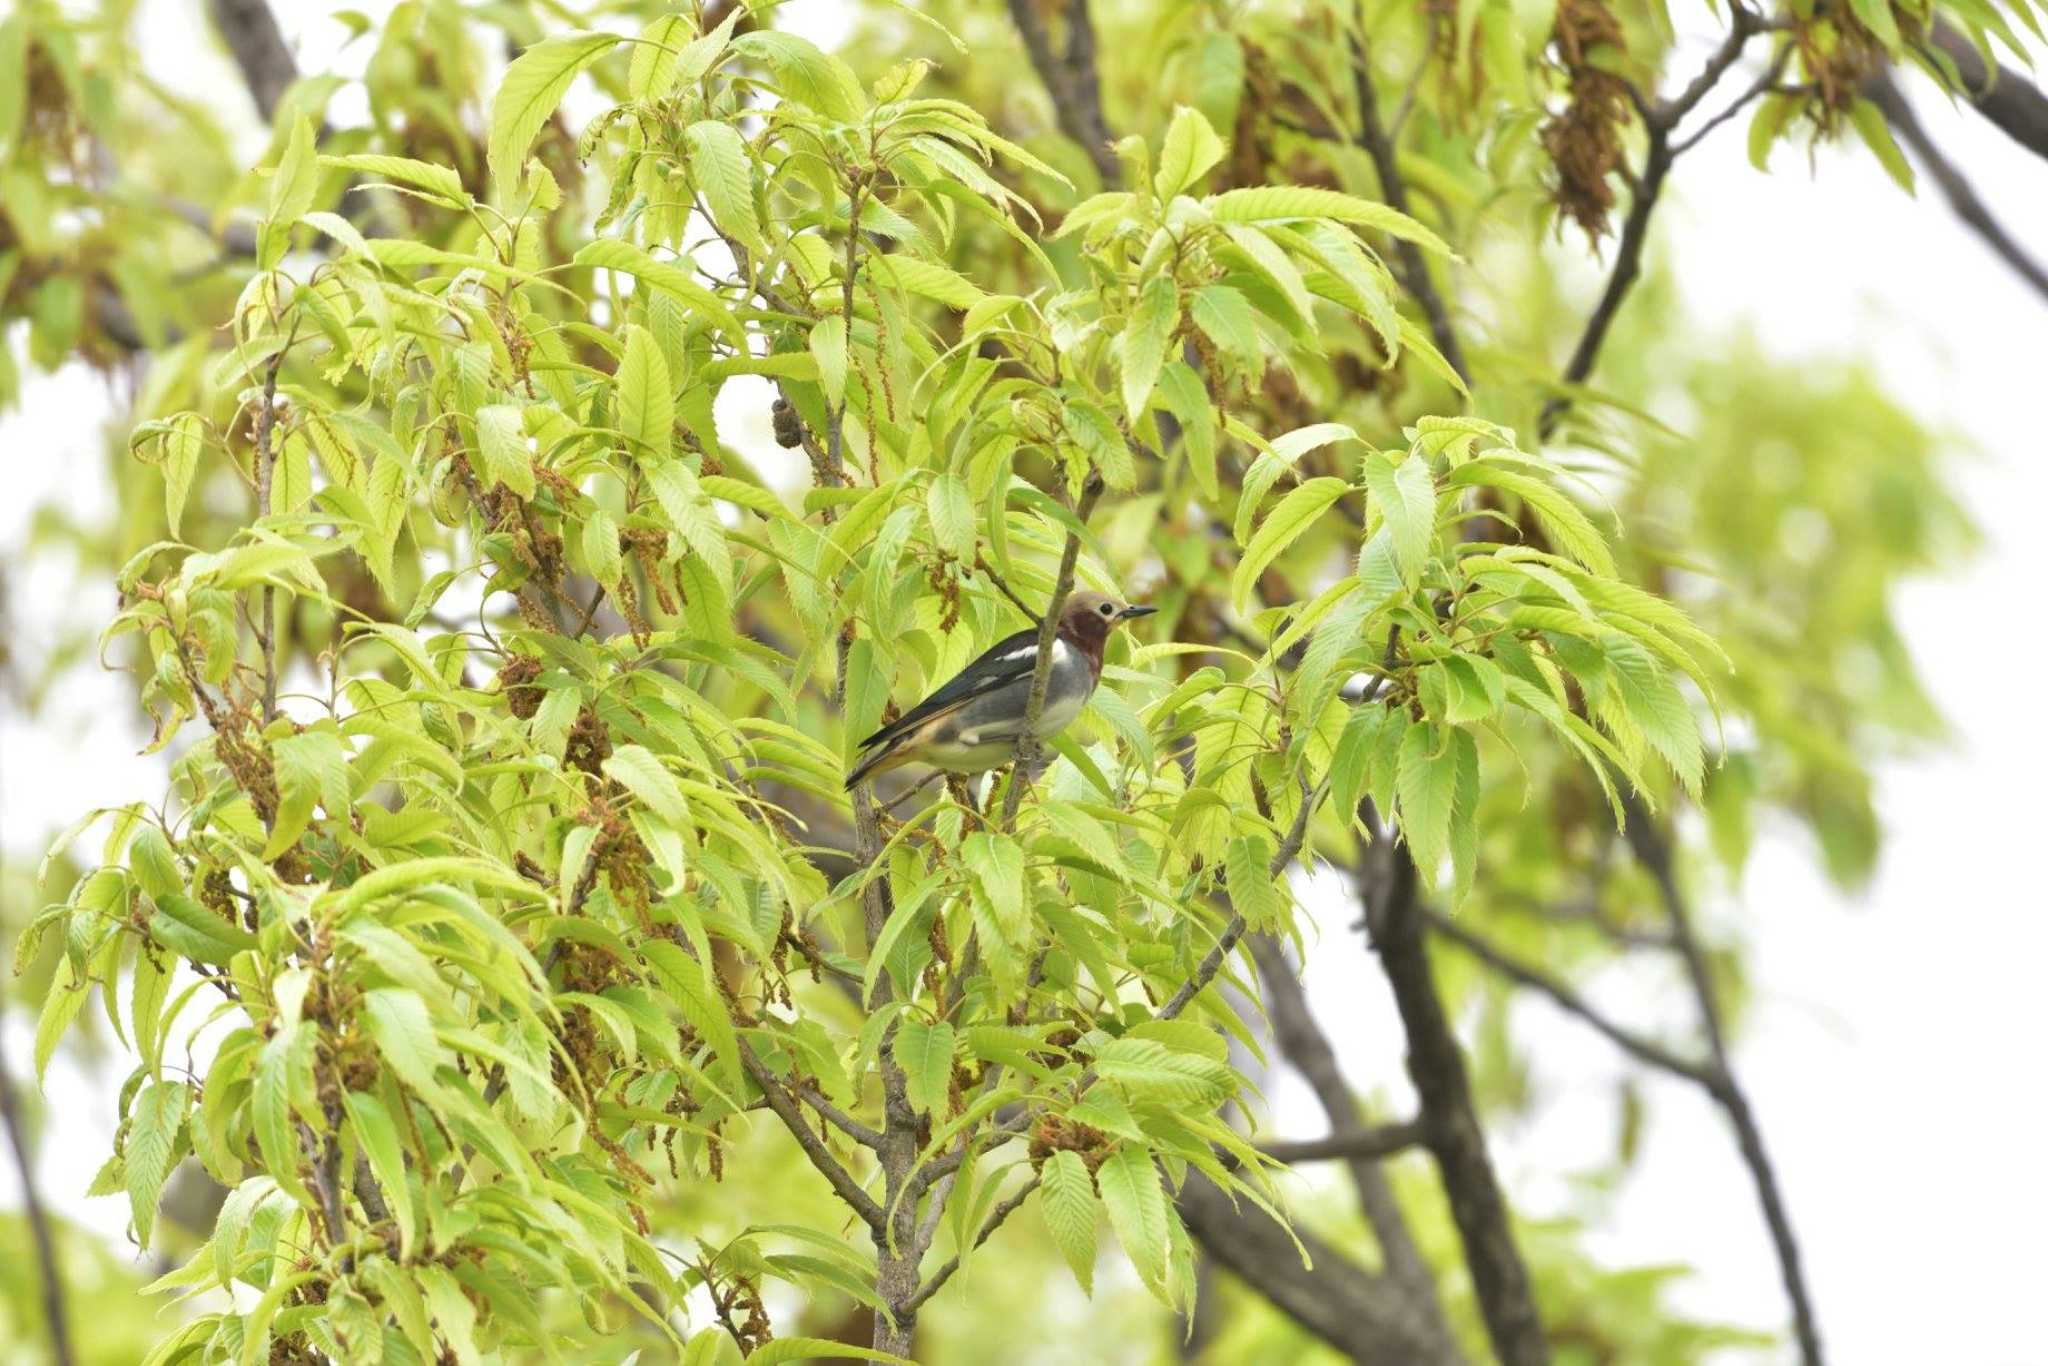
[5, 4, 2047, 1363]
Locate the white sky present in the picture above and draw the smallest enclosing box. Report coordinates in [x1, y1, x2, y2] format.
[5, 6, 2047, 1364]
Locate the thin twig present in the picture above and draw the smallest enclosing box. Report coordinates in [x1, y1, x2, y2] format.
[1422, 908, 1719, 1086]
[737, 1043, 884, 1230]
[900, 1174, 1043, 1312]
[1621, 795, 1824, 1366]
[1259, 1121, 1426, 1165]
[253, 339, 288, 722]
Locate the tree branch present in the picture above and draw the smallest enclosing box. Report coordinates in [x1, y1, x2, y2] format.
[1421, 908, 1720, 1087]
[1247, 933, 1442, 1307]
[1865, 72, 2048, 304]
[1350, 30, 1470, 384]
[1926, 19, 2048, 165]
[1541, 6, 1763, 440]
[1621, 794, 1824, 1366]
[1004, 0, 1119, 183]
[1259, 1122, 1426, 1165]
[0, 1027, 75, 1366]
[737, 1043, 884, 1231]
[205, 0, 300, 122]
[1176, 1169, 1466, 1365]
[900, 1173, 1042, 1313]
[1365, 849, 1549, 1366]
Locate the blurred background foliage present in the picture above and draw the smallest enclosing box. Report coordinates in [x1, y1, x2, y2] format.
[0, 0, 2009, 1360]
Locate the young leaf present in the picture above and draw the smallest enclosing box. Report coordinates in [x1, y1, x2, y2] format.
[687, 120, 763, 253]
[1230, 477, 1350, 613]
[474, 405, 537, 499]
[1096, 1144, 1170, 1297]
[617, 324, 674, 459]
[1039, 1149, 1099, 1294]
[489, 33, 622, 190]
[894, 1017, 955, 1116]
[1154, 105, 1224, 199]
[1119, 275, 1179, 422]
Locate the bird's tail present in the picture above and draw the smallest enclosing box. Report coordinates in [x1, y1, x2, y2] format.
[844, 740, 905, 790]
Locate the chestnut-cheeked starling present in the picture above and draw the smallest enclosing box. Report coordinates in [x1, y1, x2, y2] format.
[845, 590, 1155, 788]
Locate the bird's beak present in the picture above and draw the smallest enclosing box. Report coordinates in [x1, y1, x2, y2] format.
[1116, 604, 1158, 621]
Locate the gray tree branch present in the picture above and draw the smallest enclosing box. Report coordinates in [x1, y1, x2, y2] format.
[0, 1025, 75, 1366]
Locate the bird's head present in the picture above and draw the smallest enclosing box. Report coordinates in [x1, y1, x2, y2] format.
[1058, 591, 1156, 656]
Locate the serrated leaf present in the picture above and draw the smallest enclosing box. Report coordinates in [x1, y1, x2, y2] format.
[962, 831, 1030, 948]
[341, 1089, 416, 1258]
[1362, 452, 1434, 582]
[1396, 721, 1458, 888]
[583, 507, 622, 591]
[1118, 275, 1179, 422]
[1040, 1149, 1099, 1293]
[125, 1079, 186, 1248]
[474, 404, 536, 498]
[894, 1017, 955, 1116]
[617, 323, 673, 459]
[362, 987, 446, 1097]
[1096, 1144, 1170, 1297]
[925, 472, 975, 560]
[489, 33, 621, 190]
[810, 314, 848, 406]
[1230, 476, 1349, 613]
[1189, 284, 1261, 367]
[604, 744, 688, 823]
[319, 153, 468, 205]
[687, 119, 762, 253]
[162, 414, 203, 538]
[1207, 185, 1452, 256]
[1154, 105, 1225, 198]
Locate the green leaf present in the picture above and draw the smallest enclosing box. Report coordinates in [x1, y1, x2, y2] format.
[362, 987, 447, 1097]
[617, 323, 674, 459]
[894, 1017, 955, 1116]
[341, 1089, 416, 1257]
[1849, 97, 1915, 194]
[925, 472, 975, 560]
[810, 314, 848, 406]
[126, 1080, 187, 1248]
[962, 831, 1030, 948]
[1039, 1149, 1099, 1294]
[1154, 105, 1225, 198]
[1096, 1144, 1170, 1297]
[474, 404, 537, 499]
[575, 238, 746, 346]
[489, 32, 621, 190]
[261, 115, 319, 269]
[1605, 639, 1703, 795]
[1396, 721, 1458, 887]
[1207, 185, 1452, 256]
[253, 1028, 309, 1206]
[604, 744, 689, 824]
[1361, 452, 1434, 582]
[1220, 223, 1315, 329]
[642, 940, 742, 1089]
[583, 507, 622, 592]
[1189, 284, 1262, 367]
[1118, 275, 1179, 422]
[319, 153, 468, 205]
[1092, 1038, 1234, 1106]
[687, 119, 762, 253]
[1230, 477, 1349, 613]
[747, 1340, 910, 1366]
[728, 31, 868, 120]
[162, 414, 203, 539]
[149, 892, 258, 965]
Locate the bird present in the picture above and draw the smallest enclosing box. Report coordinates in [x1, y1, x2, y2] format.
[845, 590, 1156, 789]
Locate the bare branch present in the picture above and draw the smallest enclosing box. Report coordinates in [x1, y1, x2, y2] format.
[1177, 1169, 1466, 1366]
[1421, 908, 1720, 1087]
[205, 0, 300, 122]
[1621, 795, 1824, 1366]
[1259, 1122, 1426, 1165]
[1004, 0, 1119, 183]
[1247, 933, 1442, 1306]
[1365, 851, 1549, 1366]
[797, 1081, 885, 1151]
[1865, 73, 2048, 304]
[1926, 19, 2048, 164]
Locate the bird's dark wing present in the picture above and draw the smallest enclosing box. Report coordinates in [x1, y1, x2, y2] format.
[858, 626, 1042, 750]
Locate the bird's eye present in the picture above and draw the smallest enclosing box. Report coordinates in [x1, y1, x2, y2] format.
[1099, 603, 1114, 616]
